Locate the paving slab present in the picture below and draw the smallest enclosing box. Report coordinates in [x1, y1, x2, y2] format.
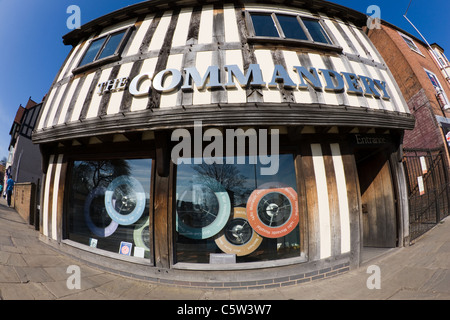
[1, 196, 450, 300]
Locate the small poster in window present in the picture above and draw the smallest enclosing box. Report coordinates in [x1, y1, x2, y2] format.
[89, 238, 98, 248]
[134, 247, 145, 258]
[119, 242, 133, 256]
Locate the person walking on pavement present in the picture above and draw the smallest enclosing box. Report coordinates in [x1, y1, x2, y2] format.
[6, 177, 15, 207]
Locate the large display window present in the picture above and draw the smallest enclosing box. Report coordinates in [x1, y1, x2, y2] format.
[175, 154, 301, 265]
[66, 158, 152, 260]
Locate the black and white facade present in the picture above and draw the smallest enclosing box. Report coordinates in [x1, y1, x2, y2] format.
[33, 0, 415, 288]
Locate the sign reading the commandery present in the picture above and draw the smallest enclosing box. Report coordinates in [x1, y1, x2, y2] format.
[97, 64, 392, 101]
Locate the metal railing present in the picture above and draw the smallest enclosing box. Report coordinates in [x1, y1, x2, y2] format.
[402, 148, 450, 241]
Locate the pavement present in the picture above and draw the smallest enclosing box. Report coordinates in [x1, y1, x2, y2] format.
[1, 196, 450, 301]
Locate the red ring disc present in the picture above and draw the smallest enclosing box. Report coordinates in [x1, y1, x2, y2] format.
[246, 187, 299, 239]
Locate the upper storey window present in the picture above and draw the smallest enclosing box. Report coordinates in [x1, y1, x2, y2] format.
[74, 27, 133, 74]
[247, 12, 334, 49]
[398, 32, 422, 55]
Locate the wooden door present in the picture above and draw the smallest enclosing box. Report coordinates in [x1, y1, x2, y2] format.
[357, 150, 397, 248]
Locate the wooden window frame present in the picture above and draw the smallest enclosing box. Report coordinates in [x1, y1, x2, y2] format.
[171, 141, 308, 271]
[398, 31, 423, 56]
[245, 10, 342, 53]
[62, 146, 156, 265]
[20, 104, 42, 139]
[72, 26, 134, 75]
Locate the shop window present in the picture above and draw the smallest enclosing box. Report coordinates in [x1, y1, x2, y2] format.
[67, 158, 152, 259]
[248, 12, 332, 46]
[175, 154, 301, 265]
[74, 27, 133, 73]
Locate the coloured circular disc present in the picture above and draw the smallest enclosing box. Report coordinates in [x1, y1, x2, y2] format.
[246, 187, 299, 239]
[215, 207, 263, 256]
[176, 177, 231, 240]
[105, 176, 146, 226]
[84, 186, 119, 238]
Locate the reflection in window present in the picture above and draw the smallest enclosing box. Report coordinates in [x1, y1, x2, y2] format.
[175, 154, 300, 264]
[277, 15, 308, 41]
[79, 37, 107, 67]
[67, 159, 152, 259]
[78, 29, 129, 67]
[251, 13, 279, 38]
[250, 12, 331, 45]
[302, 18, 331, 44]
[97, 30, 127, 60]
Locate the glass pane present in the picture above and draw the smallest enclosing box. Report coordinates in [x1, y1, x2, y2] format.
[175, 154, 300, 264]
[251, 13, 280, 37]
[402, 36, 419, 52]
[302, 19, 331, 44]
[30, 106, 40, 128]
[425, 70, 441, 90]
[79, 37, 107, 67]
[277, 15, 308, 40]
[67, 159, 152, 259]
[98, 31, 126, 60]
[24, 109, 33, 125]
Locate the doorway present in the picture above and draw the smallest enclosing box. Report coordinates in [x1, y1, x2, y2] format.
[355, 147, 397, 255]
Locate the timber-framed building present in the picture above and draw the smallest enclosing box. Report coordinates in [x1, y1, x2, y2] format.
[33, 0, 415, 289]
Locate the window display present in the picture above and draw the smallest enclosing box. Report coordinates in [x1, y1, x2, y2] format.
[175, 154, 301, 264]
[67, 159, 152, 259]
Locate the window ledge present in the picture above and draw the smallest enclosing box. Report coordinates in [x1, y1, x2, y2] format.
[61, 239, 152, 266]
[72, 54, 121, 75]
[248, 36, 343, 53]
[409, 47, 426, 58]
[173, 254, 308, 271]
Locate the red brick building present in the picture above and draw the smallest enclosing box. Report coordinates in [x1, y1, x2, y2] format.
[368, 21, 450, 240]
[368, 22, 450, 159]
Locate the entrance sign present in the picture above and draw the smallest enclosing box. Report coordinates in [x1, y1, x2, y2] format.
[98, 64, 392, 101]
[351, 134, 392, 147]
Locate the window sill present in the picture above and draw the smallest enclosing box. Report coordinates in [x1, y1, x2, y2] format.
[248, 36, 343, 53]
[172, 254, 308, 271]
[409, 47, 426, 58]
[72, 54, 121, 75]
[61, 239, 152, 266]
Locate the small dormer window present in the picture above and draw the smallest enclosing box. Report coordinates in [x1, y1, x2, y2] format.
[74, 27, 133, 74]
[247, 11, 333, 47]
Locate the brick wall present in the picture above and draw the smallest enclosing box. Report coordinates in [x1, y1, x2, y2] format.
[403, 89, 445, 150]
[368, 25, 450, 155]
[369, 25, 450, 110]
[12, 182, 36, 225]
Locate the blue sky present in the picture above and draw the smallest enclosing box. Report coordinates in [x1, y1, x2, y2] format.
[0, 0, 448, 159]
